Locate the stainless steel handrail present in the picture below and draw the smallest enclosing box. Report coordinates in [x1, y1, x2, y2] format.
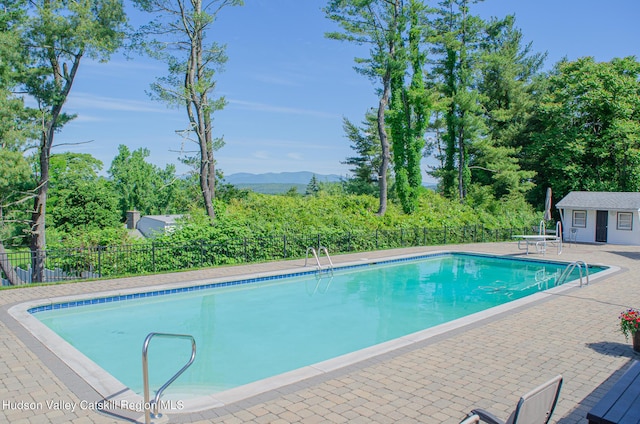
[142, 332, 196, 424]
[318, 246, 334, 269]
[304, 247, 321, 269]
[304, 246, 334, 275]
[318, 246, 334, 275]
[557, 260, 589, 287]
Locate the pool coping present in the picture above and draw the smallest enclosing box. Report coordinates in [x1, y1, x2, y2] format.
[7, 250, 619, 417]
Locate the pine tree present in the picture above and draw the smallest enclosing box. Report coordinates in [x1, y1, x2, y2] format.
[325, 0, 405, 215]
[342, 111, 383, 196]
[430, 0, 485, 201]
[306, 175, 320, 196]
[472, 15, 542, 198]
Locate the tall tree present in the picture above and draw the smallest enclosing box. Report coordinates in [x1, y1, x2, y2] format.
[387, 0, 430, 213]
[524, 57, 640, 200]
[430, 0, 485, 201]
[325, 0, 405, 216]
[134, 0, 243, 222]
[15, 0, 126, 282]
[472, 15, 542, 198]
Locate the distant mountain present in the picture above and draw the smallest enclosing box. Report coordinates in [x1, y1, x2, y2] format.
[222, 172, 343, 194]
[224, 171, 342, 185]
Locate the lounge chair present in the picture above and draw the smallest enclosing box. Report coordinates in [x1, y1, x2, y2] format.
[460, 375, 563, 424]
[460, 414, 480, 424]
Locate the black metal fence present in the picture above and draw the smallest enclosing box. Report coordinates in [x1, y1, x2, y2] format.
[1, 224, 535, 285]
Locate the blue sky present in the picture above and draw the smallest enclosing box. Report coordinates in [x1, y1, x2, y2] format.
[59, 0, 640, 182]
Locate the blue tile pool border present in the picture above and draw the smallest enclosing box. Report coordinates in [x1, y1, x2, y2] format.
[27, 251, 606, 314]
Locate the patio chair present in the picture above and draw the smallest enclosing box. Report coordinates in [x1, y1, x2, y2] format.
[460, 375, 563, 424]
[460, 414, 480, 424]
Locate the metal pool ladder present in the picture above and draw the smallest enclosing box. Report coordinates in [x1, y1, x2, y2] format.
[557, 260, 589, 287]
[305, 246, 334, 275]
[142, 332, 196, 424]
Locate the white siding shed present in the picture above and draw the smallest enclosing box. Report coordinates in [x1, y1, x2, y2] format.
[556, 191, 640, 245]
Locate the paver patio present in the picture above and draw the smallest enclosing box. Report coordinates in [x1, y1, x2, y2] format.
[1, 242, 639, 423]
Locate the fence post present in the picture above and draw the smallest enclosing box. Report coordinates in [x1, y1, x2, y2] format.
[375, 229, 379, 249]
[443, 225, 447, 245]
[98, 246, 103, 278]
[243, 237, 247, 263]
[283, 234, 287, 258]
[152, 241, 156, 273]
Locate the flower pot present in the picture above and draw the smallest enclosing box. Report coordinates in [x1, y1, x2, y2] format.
[634, 331, 640, 353]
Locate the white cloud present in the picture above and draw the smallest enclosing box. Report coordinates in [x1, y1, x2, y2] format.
[228, 99, 339, 119]
[248, 73, 302, 87]
[287, 152, 304, 161]
[252, 150, 271, 160]
[66, 92, 171, 113]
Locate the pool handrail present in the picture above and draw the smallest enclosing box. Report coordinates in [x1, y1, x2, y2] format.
[304, 246, 334, 275]
[142, 332, 196, 424]
[557, 260, 589, 287]
[318, 246, 335, 275]
[305, 247, 321, 269]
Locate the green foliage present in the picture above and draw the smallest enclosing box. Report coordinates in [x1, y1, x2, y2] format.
[388, 0, 430, 214]
[305, 175, 320, 196]
[46, 226, 135, 250]
[0, 148, 31, 246]
[430, 0, 487, 201]
[524, 56, 640, 203]
[108, 145, 183, 218]
[49, 178, 121, 233]
[217, 190, 536, 235]
[341, 112, 382, 196]
[473, 15, 542, 199]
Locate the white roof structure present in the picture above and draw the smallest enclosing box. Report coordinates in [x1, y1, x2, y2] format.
[556, 191, 640, 211]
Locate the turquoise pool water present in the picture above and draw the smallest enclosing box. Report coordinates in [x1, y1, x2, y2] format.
[32, 253, 602, 397]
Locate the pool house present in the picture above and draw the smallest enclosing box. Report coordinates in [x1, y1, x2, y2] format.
[556, 191, 640, 245]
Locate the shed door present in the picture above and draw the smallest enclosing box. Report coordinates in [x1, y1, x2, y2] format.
[595, 210, 608, 243]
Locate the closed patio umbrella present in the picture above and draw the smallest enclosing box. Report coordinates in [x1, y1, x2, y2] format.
[544, 187, 552, 221]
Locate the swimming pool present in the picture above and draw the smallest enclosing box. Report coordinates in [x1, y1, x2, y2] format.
[13, 251, 609, 412]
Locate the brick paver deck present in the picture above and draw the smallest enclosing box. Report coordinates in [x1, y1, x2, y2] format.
[1, 242, 639, 423]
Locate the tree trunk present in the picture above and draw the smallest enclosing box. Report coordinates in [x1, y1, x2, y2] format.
[186, 5, 216, 222]
[376, 93, 390, 216]
[457, 115, 466, 201]
[0, 241, 24, 286]
[30, 125, 53, 283]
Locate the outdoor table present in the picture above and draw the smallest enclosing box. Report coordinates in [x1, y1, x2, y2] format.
[512, 234, 562, 255]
